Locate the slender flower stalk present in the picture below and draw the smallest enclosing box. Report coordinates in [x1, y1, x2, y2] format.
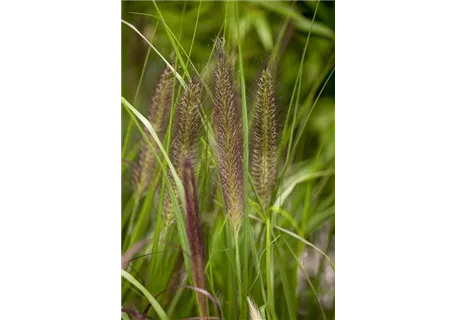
[213, 37, 244, 233]
[132, 62, 174, 197]
[183, 158, 207, 317]
[250, 66, 278, 207]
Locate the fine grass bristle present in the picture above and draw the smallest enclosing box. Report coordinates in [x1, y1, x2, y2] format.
[132, 61, 174, 197]
[250, 66, 278, 207]
[163, 79, 202, 225]
[183, 157, 207, 317]
[213, 37, 244, 232]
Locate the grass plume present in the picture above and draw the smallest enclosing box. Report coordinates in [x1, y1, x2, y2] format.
[250, 66, 278, 207]
[183, 158, 207, 317]
[213, 37, 244, 233]
[163, 79, 202, 226]
[132, 61, 174, 197]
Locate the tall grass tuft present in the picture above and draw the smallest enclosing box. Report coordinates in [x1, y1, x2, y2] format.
[183, 157, 207, 317]
[132, 61, 174, 197]
[250, 66, 278, 207]
[163, 79, 202, 226]
[213, 37, 244, 233]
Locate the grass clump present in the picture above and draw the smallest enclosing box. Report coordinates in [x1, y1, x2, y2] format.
[121, 1, 335, 319]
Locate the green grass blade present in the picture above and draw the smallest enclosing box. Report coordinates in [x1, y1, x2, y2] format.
[290, 67, 335, 161]
[150, 1, 190, 80]
[249, 214, 335, 270]
[265, 217, 277, 320]
[121, 270, 170, 320]
[274, 166, 334, 208]
[275, 245, 296, 319]
[121, 17, 159, 161]
[121, 312, 131, 320]
[121, 97, 185, 206]
[251, 11, 273, 51]
[228, 2, 251, 319]
[121, 19, 187, 88]
[281, 236, 328, 320]
[121, 97, 194, 293]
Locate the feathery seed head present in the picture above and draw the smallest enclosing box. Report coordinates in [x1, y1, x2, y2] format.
[163, 79, 202, 225]
[250, 66, 278, 207]
[213, 37, 244, 232]
[133, 61, 174, 197]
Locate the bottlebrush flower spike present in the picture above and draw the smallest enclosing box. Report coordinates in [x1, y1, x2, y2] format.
[250, 66, 278, 206]
[132, 61, 174, 197]
[213, 37, 244, 233]
[163, 79, 202, 226]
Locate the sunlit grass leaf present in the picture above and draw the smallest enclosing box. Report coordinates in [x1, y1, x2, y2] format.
[274, 163, 334, 208]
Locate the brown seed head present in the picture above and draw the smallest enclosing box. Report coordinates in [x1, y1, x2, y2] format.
[250, 66, 278, 206]
[213, 37, 244, 231]
[132, 61, 174, 197]
[163, 80, 202, 225]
